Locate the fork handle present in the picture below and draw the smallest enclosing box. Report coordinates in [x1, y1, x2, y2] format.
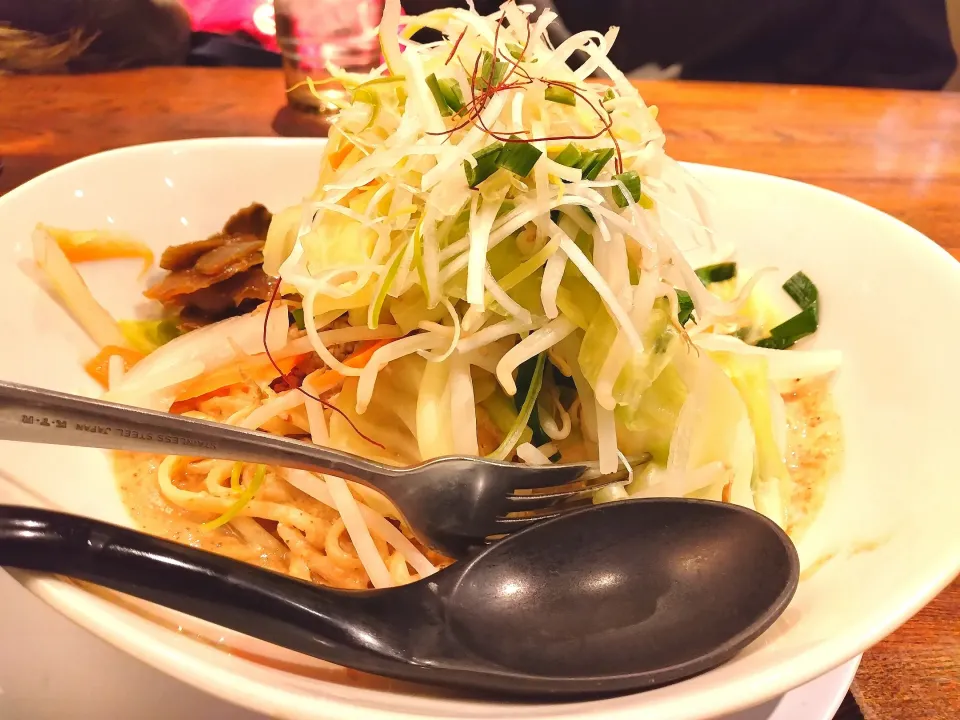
[0, 381, 399, 485]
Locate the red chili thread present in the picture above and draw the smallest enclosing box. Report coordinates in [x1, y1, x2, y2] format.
[445, 26, 468, 65]
[424, 9, 624, 174]
[262, 282, 385, 450]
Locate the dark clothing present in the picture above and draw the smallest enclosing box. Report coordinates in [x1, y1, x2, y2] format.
[407, 0, 958, 90]
[4, 0, 955, 87]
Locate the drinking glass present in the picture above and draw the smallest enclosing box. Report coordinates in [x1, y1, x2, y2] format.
[274, 0, 386, 115]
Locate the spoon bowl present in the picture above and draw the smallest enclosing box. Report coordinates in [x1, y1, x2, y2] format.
[445, 499, 798, 686]
[0, 498, 797, 698]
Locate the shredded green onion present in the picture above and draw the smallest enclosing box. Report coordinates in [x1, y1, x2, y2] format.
[203, 464, 266, 531]
[369, 243, 407, 329]
[582, 148, 615, 180]
[695, 262, 737, 285]
[352, 75, 406, 93]
[544, 85, 576, 106]
[353, 87, 378, 105]
[551, 143, 583, 168]
[464, 142, 504, 187]
[229, 461, 242, 493]
[515, 355, 551, 446]
[351, 86, 382, 130]
[412, 216, 430, 299]
[612, 170, 643, 207]
[488, 354, 545, 461]
[506, 42, 525, 60]
[495, 136, 543, 177]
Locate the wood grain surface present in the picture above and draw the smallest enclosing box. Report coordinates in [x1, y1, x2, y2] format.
[0, 68, 957, 719]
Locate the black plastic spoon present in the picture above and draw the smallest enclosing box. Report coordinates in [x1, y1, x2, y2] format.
[0, 498, 798, 698]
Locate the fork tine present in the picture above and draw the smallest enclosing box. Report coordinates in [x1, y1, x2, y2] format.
[498, 453, 650, 491]
[493, 495, 599, 531]
[499, 463, 593, 490]
[502, 475, 626, 510]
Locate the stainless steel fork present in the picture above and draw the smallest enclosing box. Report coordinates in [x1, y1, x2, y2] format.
[0, 381, 645, 558]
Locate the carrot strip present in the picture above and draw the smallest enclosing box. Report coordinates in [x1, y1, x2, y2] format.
[175, 337, 395, 404]
[174, 353, 305, 402]
[328, 138, 356, 170]
[302, 338, 394, 390]
[42, 226, 154, 276]
[84, 346, 145, 389]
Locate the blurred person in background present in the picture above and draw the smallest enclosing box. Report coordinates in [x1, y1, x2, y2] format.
[0, 0, 192, 72]
[2, 0, 956, 89]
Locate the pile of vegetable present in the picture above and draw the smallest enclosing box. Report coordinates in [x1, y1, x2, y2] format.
[31, 0, 843, 540]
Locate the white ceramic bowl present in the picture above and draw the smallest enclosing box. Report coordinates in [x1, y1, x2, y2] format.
[0, 138, 957, 720]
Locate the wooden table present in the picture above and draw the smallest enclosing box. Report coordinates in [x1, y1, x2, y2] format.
[0, 68, 957, 719]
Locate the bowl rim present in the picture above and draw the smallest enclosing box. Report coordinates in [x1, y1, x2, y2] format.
[2, 136, 959, 720]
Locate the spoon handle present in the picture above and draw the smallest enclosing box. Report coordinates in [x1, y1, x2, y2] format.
[0, 381, 397, 484]
[0, 505, 415, 677]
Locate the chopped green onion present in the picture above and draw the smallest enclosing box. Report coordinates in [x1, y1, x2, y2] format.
[291, 308, 305, 330]
[756, 306, 818, 349]
[575, 150, 598, 172]
[426, 73, 454, 117]
[476, 50, 508, 91]
[612, 170, 643, 207]
[464, 142, 504, 187]
[695, 262, 738, 285]
[754, 335, 793, 350]
[495, 136, 543, 178]
[676, 289, 695, 326]
[582, 148, 615, 180]
[544, 85, 576, 106]
[202, 464, 266, 531]
[551, 143, 582, 168]
[783, 271, 818, 314]
[506, 42, 525, 60]
[438, 78, 464, 113]
[119, 319, 181, 354]
[488, 354, 545, 461]
[755, 271, 820, 348]
[599, 86, 617, 111]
